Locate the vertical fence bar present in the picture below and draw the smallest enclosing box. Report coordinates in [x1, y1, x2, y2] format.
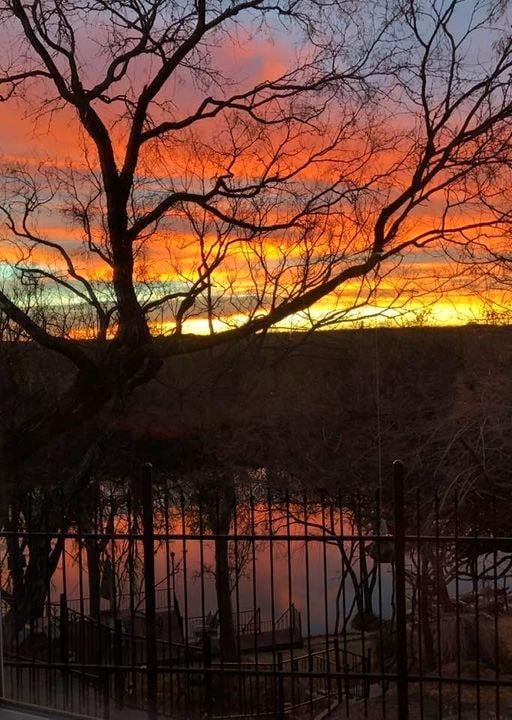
[114, 619, 123, 709]
[0, 583, 4, 700]
[163, 481, 174, 711]
[414, 488, 424, 720]
[355, 493, 367, 716]
[334, 636, 342, 703]
[393, 459, 408, 720]
[180, 488, 190, 707]
[142, 462, 158, 720]
[127, 488, 138, 705]
[249, 489, 260, 712]
[473, 503, 481, 720]
[102, 667, 111, 720]
[435, 492, 445, 717]
[321, 494, 332, 709]
[204, 631, 212, 717]
[492, 492, 501, 720]
[303, 491, 314, 717]
[59, 592, 69, 666]
[61, 494, 71, 712]
[77, 515, 86, 714]
[285, 490, 296, 707]
[233, 489, 243, 714]
[277, 652, 285, 720]
[375, 487, 386, 719]
[454, 488, 462, 720]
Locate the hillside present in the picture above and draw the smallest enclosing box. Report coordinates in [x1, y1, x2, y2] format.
[2, 325, 512, 495]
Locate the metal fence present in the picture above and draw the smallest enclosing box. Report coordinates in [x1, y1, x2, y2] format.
[1, 461, 512, 720]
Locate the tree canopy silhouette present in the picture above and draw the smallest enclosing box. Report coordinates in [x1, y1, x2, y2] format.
[1, 0, 512, 462]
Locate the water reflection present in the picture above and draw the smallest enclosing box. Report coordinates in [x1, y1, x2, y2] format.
[39, 500, 395, 640]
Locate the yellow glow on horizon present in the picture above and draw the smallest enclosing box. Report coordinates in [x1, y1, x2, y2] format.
[145, 294, 511, 337]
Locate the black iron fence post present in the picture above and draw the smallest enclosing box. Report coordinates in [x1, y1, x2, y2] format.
[393, 459, 409, 720]
[334, 637, 342, 702]
[114, 618, 124, 708]
[0, 583, 4, 700]
[365, 648, 372, 699]
[102, 667, 111, 720]
[204, 632, 213, 717]
[59, 592, 69, 664]
[277, 652, 285, 720]
[59, 593, 70, 707]
[142, 462, 158, 720]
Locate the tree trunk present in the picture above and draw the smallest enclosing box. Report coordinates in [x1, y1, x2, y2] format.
[4, 534, 63, 650]
[112, 243, 151, 347]
[205, 475, 238, 663]
[215, 535, 238, 662]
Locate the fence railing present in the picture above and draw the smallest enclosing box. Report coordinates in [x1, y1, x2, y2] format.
[1, 461, 512, 720]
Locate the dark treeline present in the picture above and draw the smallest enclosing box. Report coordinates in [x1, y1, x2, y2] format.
[2, 325, 512, 498]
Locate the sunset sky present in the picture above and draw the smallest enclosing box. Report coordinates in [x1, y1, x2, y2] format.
[1, 0, 511, 335]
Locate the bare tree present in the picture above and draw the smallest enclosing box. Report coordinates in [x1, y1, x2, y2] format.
[1, 0, 512, 466]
